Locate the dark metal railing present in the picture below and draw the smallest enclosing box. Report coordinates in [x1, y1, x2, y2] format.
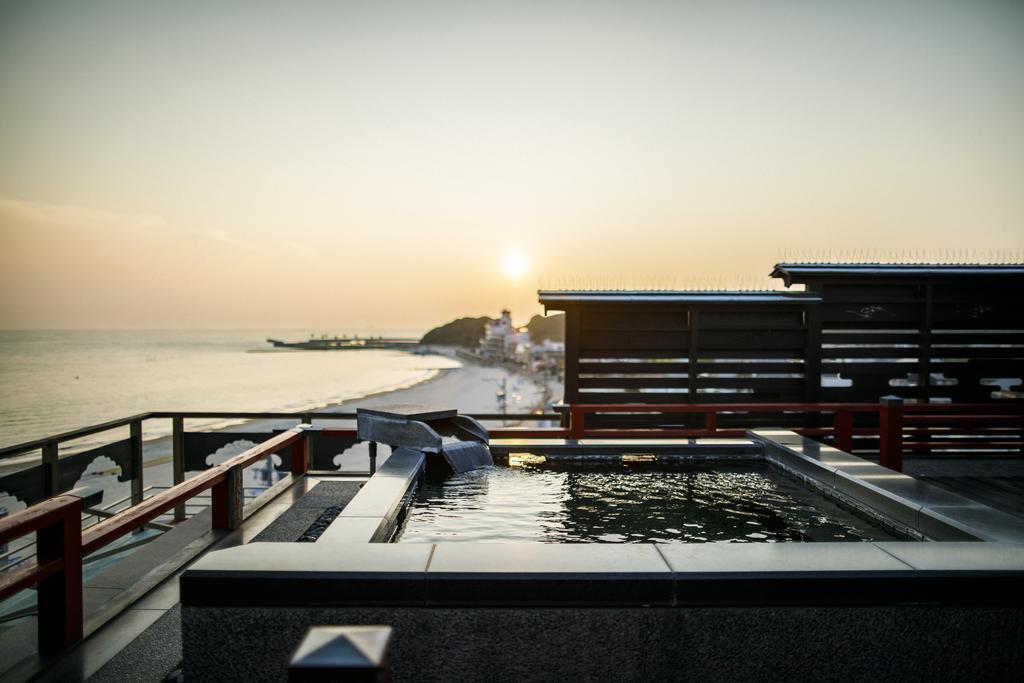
[0, 411, 556, 460]
[0, 410, 558, 516]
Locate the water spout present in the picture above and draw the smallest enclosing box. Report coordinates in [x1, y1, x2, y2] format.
[440, 440, 494, 474]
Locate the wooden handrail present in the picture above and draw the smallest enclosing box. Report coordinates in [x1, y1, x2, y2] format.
[568, 402, 884, 412]
[902, 403, 1024, 414]
[561, 400, 1022, 472]
[82, 425, 306, 554]
[0, 558, 65, 600]
[0, 491, 93, 653]
[488, 428, 571, 439]
[81, 469, 225, 555]
[0, 494, 84, 545]
[0, 427, 308, 656]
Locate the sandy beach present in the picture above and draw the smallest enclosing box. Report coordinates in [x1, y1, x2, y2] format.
[204, 356, 554, 472]
[130, 356, 553, 504]
[138, 356, 556, 491]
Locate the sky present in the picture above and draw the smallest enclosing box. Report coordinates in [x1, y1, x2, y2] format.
[1, 0, 1023, 331]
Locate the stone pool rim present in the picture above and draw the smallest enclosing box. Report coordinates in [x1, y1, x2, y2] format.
[310, 431, 1024, 546]
[181, 432, 1024, 609]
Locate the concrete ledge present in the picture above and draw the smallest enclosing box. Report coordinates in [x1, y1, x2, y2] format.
[918, 505, 1024, 544]
[180, 541, 1024, 608]
[328, 448, 423, 532]
[427, 543, 674, 606]
[749, 429, 1024, 543]
[488, 437, 762, 458]
[372, 447, 426, 479]
[317, 516, 391, 544]
[180, 543, 433, 606]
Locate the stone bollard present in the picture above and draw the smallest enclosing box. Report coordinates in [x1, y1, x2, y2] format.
[289, 625, 392, 682]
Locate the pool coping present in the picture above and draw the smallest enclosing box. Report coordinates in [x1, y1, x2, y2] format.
[180, 436, 1024, 609]
[751, 429, 1024, 544]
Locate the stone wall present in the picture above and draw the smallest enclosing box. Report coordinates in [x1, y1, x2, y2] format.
[183, 604, 1024, 682]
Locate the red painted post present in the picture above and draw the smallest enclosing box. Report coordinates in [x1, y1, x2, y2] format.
[291, 434, 309, 475]
[211, 467, 242, 530]
[833, 411, 853, 452]
[569, 405, 585, 440]
[36, 498, 84, 653]
[211, 475, 228, 529]
[878, 397, 904, 472]
[705, 410, 717, 434]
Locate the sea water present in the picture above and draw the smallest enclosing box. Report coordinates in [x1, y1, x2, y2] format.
[0, 329, 459, 451]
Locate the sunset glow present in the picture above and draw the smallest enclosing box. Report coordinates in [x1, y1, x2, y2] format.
[0, 2, 1022, 331]
[502, 252, 529, 280]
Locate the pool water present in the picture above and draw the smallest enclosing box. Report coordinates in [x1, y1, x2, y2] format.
[395, 461, 899, 543]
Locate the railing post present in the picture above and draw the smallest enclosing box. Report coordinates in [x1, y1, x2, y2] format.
[211, 466, 243, 530]
[36, 496, 85, 653]
[879, 397, 904, 472]
[41, 441, 59, 498]
[172, 416, 186, 522]
[833, 410, 853, 452]
[367, 441, 378, 475]
[129, 419, 144, 505]
[301, 415, 314, 471]
[569, 405, 584, 440]
[292, 433, 310, 476]
[705, 410, 717, 434]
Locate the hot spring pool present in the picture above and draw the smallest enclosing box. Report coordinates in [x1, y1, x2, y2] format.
[394, 460, 900, 544]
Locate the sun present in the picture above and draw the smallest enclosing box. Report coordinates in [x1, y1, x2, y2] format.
[502, 251, 528, 279]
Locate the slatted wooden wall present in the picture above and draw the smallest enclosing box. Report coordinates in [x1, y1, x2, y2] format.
[549, 269, 1023, 418]
[552, 296, 820, 428]
[814, 280, 1024, 403]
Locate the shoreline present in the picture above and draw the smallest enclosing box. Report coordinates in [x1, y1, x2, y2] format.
[2, 351, 554, 472]
[176, 363, 459, 439]
[0, 352, 558, 511]
[0, 352, 457, 469]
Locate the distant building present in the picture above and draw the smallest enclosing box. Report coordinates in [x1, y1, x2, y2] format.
[480, 310, 516, 361]
[479, 310, 564, 368]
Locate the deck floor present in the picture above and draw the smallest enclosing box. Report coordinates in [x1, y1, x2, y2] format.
[902, 458, 1024, 520]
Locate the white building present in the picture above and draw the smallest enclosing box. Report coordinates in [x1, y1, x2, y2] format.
[481, 310, 516, 361]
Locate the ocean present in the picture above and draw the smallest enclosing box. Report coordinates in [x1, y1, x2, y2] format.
[0, 330, 460, 451]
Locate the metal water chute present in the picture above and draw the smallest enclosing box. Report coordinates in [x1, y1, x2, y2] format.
[355, 405, 493, 475]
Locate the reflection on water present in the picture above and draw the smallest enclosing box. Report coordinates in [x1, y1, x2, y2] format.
[396, 462, 897, 543]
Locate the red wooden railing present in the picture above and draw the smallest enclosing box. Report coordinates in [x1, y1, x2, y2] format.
[0, 490, 95, 653]
[491, 400, 1024, 473]
[0, 424, 310, 655]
